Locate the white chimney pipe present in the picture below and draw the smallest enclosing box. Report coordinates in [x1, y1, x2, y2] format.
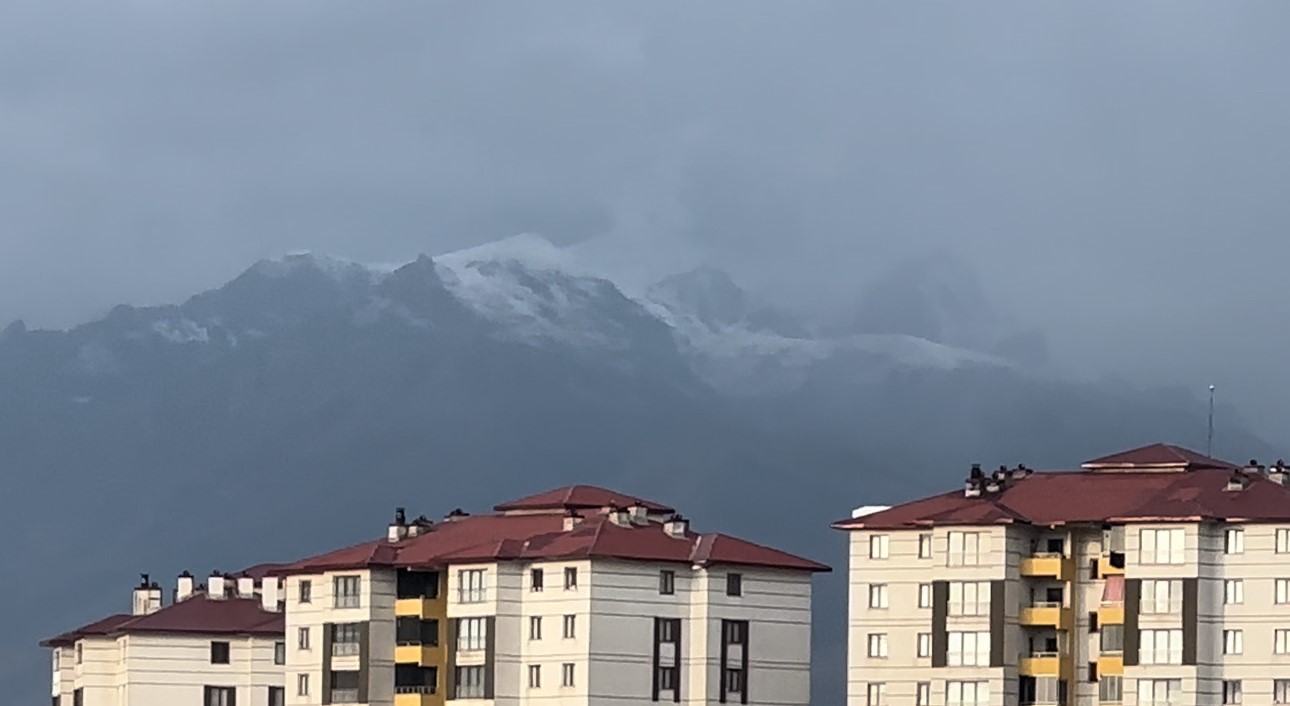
[261, 578, 280, 612]
[131, 574, 162, 616]
[563, 512, 583, 531]
[176, 572, 195, 602]
[208, 573, 227, 600]
[664, 515, 689, 539]
[237, 577, 256, 598]
[627, 504, 649, 526]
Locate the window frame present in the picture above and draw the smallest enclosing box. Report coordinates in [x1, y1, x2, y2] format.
[659, 569, 676, 595]
[869, 583, 889, 609]
[530, 568, 544, 592]
[562, 614, 577, 639]
[1225, 579, 1244, 606]
[867, 632, 889, 659]
[458, 569, 486, 604]
[562, 662, 575, 688]
[918, 533, 933, 559]
[298, 579, 312, 604]
[333, 575, 362, 609]
[209, 640, 231, 665]
[1223, 629, 1243, 655]
[866, 682, 886, 706]
[726, 572, 743, 597]
[1223, 680, 1243, 706]
[1139, 528, 1185, 565]
[297, 627, 311, 651]
[869, 534, 890, 560]
[528, 664, 542, 689]
[202, 686, 236, 706]
[529, 616, 542, 641]
[297, 674, 310, 697]
[458, 617, 488, 652]
[274, 641, 285, 666]
[563, 567, 578, 590]
[917, 632, 932, 658]
[1225, 528, 1245, 554]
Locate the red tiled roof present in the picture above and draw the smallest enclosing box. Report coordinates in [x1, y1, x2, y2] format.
[273, 495, 827, 575]
[494, 485, 675, 513]
[835, 446, 1290, 531]
[1082, 443, 1235, 471]
[237, 562, 293, 580]
[40, 595, 282, 648]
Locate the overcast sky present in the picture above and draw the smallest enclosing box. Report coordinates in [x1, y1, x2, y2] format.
[2, 1, 1288, 432]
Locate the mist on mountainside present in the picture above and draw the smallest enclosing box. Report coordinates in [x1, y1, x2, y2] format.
[0, 237, 1277, 703]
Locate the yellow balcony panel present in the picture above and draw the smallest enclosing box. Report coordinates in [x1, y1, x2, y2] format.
[1098, 654, 1124, 676]
[1020, 555, 1068, 579]
[1020, 604, 1065, 627]
[1019, 654, 1061, 677]
[396, 598, 442, 619]
[1098, 557, 1125, 577]
[394, 691, 438, 706]
[1098, 603, 1125, 625]
[394, 645, 442, 666]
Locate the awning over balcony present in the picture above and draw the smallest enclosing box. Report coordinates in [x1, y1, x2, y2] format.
[1103, 575, 1125, 603]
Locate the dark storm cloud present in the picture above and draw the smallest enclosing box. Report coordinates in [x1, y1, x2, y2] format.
[2, 1, 1289, 427]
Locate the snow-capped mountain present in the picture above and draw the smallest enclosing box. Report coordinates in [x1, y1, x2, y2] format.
[0, 235, 1274, 705]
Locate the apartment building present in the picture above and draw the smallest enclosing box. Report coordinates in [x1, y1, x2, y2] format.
[835, 443, 1290, 706]
[271, 484, 829, 706]
[42, 570, 285, 706]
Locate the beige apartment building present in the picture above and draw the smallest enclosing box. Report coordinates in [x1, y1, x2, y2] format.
[43, 571, 286, 706]
[836, 443, 1290, 706]
[270, 484, 828, 706]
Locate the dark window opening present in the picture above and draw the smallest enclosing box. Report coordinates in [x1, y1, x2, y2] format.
[395, 665, 438, 694]
[660, 570, 675, 595]
[330, 671, 361, 703]
[269, 687, 284, 706]
[724, 668, 745, 694]
[397, 617, 439, 646]
[210, 641, 231, 665]
[1045, 538, 1064, 553]
[723, 620, 748, 645]
[1089, 613, 1099, 633]
[1109, 551, 1125, 569]
[727, 573, 743, 597]
[396, 570, 439, 599]
[203, 686, 236, 706]
[1045, 587, 1064, 604]
[564, 567, 578, 589]
[531, 568, 544, 592]
[1088, 662, 1098, 683]
[658, 666, 678, 691]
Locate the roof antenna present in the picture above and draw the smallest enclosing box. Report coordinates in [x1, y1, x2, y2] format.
[1207, 384, 1216, 458]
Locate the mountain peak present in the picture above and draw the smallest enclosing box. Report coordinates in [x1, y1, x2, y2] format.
[436, 234, 571, 274]
[246, 251, 376, 282]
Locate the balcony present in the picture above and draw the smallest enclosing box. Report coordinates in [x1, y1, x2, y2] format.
[394, 684, 438, 706]
[1019, 652, 1061, 677]
[1097, 654, 1124, 676]
[396, 598, 444, 620]
[1097, 555, 1125, 578]
[1021, 554, 1070, 580]
[1097, 602, 1125, 625]
[395, 644, 443, 666]
[1020, 603, 1066, 628]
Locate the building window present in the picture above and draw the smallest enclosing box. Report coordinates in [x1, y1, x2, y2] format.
[332, 623, 362, 656]
[869, 584, 889, 609]
[333, 575, 361, 608]
[210, 641, 231, 664]
[1223, 680, 1242, 705]
[1140, 579, 1182, 614]
[564, 567, 578, 590]
[1278, 579, 1290, 604]
[1139, 628, 1183, 665]
[268, 686, 284, 706]
[867, 633, 888, 658]
[727, 573, 743, 597]
[458, 617, 487, 652]
[919, 583, 932, 608]
[1279, 528, 1290, 554]
[563, 614, 577, 639]
[1225, 580, 1244, 605]
[1137, 680, 1180, 706]
[946, 681, 989, 706]
[660, 570, 675, 595]
[866, 683, 886, 706]
[917, 682, 931, 706]
[657, 666, 678, 693]
[531, 568, 544, 592]
[917, 633, 931, 658]
[723, 619, 748, 645]
[297, 674, 310, 697]
[562, 663, 575, 688]
[1140, 528, 1185, 565]
[298, 579, 312, 604]
[1099, 676, 1123, 704]
[458, 569, 486, 603]
[947, 631, 990, 667]
[870, 535, 890, 559]
[1274, 679, 1290, 704]
[273, 641, 285, 665]
[1225, 528, 1244, 554]
[948, 581, 990, 616]
[297, 627, 311, 650]
[947, 531, 983, 566]
[659, 617, 680, 643]
[75, 643, 82, 665]
[528, 665, 542, 689]
[1278, 629, 1290, 654]
[330, 671, 360, 703]
[203, 687, 235, 706]
[1100, 625, 1124, 654]
[919, 533, 933, 559]
[456, 666, 485, 699]
[724, 667, 745, 698]
[1223, 629, 1243, 655]
[529, 616, 542, 640]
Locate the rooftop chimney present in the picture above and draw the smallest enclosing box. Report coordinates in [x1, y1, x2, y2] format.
[208, 571, 228, 600]
[964, 463, 984, 498]
[1270, 460, 1288, 486]
[626, 503, 650, 526]
[1009, 463, 1032, 480]
[1226, 469, 1251, 492]
[260, 577, 280, 612]
[176, 571, 196, 602]
[608, 505, 632, 527]
[388, 507, 409, 543]
[1244, 459, 1265, 476]
[237, 576, 256, 598]
[131, 574, 163, 616]
[664, 515, 689, 539]
[445, 508, 470, 522]
[407, 515, 433, 538]
[563, 510, 583, 532]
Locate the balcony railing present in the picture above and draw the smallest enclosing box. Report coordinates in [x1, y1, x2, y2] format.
[396, 686, 438, 695]
[332, 688, 360, 703]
